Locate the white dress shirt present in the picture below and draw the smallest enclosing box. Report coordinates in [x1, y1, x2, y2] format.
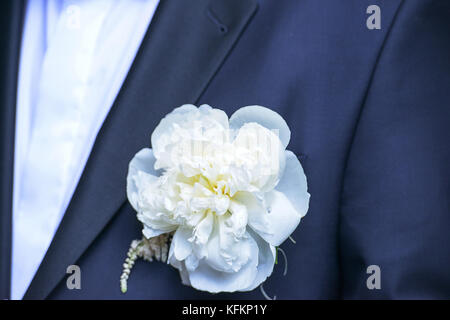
[12, 0, 159, 300]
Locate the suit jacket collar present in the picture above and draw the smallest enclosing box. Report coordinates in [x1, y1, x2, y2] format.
[23, 0, 257, 299]
[0, 0, 25, 300]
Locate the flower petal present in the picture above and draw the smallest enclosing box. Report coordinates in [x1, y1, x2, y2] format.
[150, 105, 197, 155]
[186, 231, 259, 293]
[233, 191, 267, 235]
[241, 190, 302, 247]
[168, 249, 191, 286]
[192, 212, 214, 245]
[171, 227, 193, 261]
[262, 190, 303, 246]
[229, 105, 291, 148]
[232, 122, 286, 193]
[275, 150, 310, 218]
[201, 213, 249, 273]
[150, 104, 229, 169]
[137, 212, 177, 237]
[142, 224, 168, 238]
[126, 148, 159, 211]
[242, 229, 276, 291]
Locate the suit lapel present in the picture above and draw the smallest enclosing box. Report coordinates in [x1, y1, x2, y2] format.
[24, 0, 257, 299]
[0, 0, 25, 300]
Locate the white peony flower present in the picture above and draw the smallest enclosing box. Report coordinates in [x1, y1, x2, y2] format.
[126, 104, 310, 293]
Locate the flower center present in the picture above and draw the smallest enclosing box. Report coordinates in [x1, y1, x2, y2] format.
[186, 173, 232, 216]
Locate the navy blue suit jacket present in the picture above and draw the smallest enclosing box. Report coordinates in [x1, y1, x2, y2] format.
[0, 0, 449, 299]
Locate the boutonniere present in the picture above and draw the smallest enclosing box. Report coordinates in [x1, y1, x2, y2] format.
[120, 104, 310, 294]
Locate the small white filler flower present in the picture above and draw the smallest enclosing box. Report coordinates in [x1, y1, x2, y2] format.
[121, 104, 310, 294]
